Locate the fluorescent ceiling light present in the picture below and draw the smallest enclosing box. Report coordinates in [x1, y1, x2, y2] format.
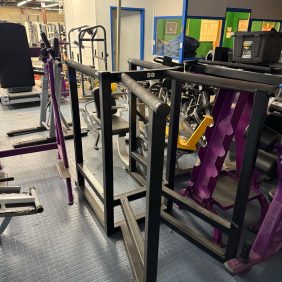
[30, 7, 59, 10]
[17, 0, 59, 8]
[45, 3, 59, 8]
[17, 0, 32, 7]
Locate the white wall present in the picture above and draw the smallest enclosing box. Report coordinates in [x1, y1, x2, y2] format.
[64, 0, 154, 70]
[64, 0, 96, 65]
[63, 0, 282, 69]
[64, 0, 96, 29]
[94, 0, 154, 70]
[154, 0, 183, 17]
[187, 0, 282, 20]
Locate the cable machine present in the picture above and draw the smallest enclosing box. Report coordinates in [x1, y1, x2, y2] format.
[78, 25, 108, 96]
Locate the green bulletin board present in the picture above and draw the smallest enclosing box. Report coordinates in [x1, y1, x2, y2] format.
[155, 11, 281, 59]
[222, 11, 251, 49]
[185, 18, 218, 58]
[155, 17, 182, 57]
[251, 20, 281, 31]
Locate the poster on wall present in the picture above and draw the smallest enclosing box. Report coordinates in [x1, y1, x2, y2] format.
[238, 19, 249, 32]
[226, 27, 232, 38]
[199, 20, 220, 42]
[165, 21, 178, 35]
[262, 21, 275, 31]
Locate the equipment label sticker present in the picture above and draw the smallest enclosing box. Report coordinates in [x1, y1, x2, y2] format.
[242, 40, 253, 58]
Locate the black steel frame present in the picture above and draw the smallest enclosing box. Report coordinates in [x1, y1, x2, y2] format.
[66, 59, 170, 281]
[187, 61, 282, 86]
[195, 59, 282, 75]
[67, 57, 280, 281]
[129, 58, 279, 263]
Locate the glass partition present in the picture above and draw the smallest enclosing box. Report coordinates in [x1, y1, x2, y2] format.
[154, 17, 182, 58]
[186, 18, 223, 58]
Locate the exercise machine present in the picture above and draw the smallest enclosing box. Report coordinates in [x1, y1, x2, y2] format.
[0, 170, 43, 235]
[78, 25, 108, 96]
[6, 38, 87, 148]
[151, 56, 216, 174]
[66, 55, 281, 280]
[77, 26, 130, 165]
[67, 25, 89, 60]
[0, 32, 74, 205]
[126, 58, 281, 280]
[0, 23, 41, 105]
[24, 21, 40, 47]
[225, 142, 282, 274]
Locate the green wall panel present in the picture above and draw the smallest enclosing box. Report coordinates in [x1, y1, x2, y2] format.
[251, 20, 280, 31]
[186, 18, 219, 58]
[156, 18, 182, 41]
[251, 21, 263, 31]
[222, 11, 250, 48]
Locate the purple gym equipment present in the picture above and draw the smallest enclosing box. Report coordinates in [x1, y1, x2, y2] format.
[180, 89, 269, 243]
[225, 143, 282, 274]
[125, 55, 281, 278]
[45, 46, 73, 205]
[0, 32, 73, 205]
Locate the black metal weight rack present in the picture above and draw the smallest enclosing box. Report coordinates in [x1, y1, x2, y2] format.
[66, 59, 171, 281]
[66, 56, 281, 281]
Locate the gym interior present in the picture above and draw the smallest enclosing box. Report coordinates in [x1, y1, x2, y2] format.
[0, 0, 282, 281]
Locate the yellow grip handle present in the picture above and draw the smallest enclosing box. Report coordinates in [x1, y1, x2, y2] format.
[178, 115, 213, 151]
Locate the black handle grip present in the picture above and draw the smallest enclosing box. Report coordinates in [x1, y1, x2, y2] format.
[53, 38, 60, 57]
[33, 69, 45, 76]
[153, 56, 164, 64]
[41, 32, 51, 49]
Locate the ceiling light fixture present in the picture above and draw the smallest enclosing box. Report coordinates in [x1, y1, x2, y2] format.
[45, 3, 59, 8]
[17, 0, 32, 7]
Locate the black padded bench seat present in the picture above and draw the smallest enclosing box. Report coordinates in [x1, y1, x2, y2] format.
[0, 22, 35, 89]
[91, 113, 129, 136]
[265, 113, 282, 135]
[7, 88, 41, 100]
[256, 149, 277, 177]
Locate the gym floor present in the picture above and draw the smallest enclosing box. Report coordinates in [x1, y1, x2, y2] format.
[0, 100, 281, 282]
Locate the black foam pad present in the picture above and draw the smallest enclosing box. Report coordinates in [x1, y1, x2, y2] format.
[256, 149, 277, 177]
[214, 47, 232, 62]
[260, 126, 281, 151]
[52, 38, 60, 58]
[92, 87, 117, 119]
[265, 113, 282, 135]
[0, 22, 34, 88]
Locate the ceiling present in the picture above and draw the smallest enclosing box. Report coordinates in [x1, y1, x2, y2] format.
[0, 0, 61, 10]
